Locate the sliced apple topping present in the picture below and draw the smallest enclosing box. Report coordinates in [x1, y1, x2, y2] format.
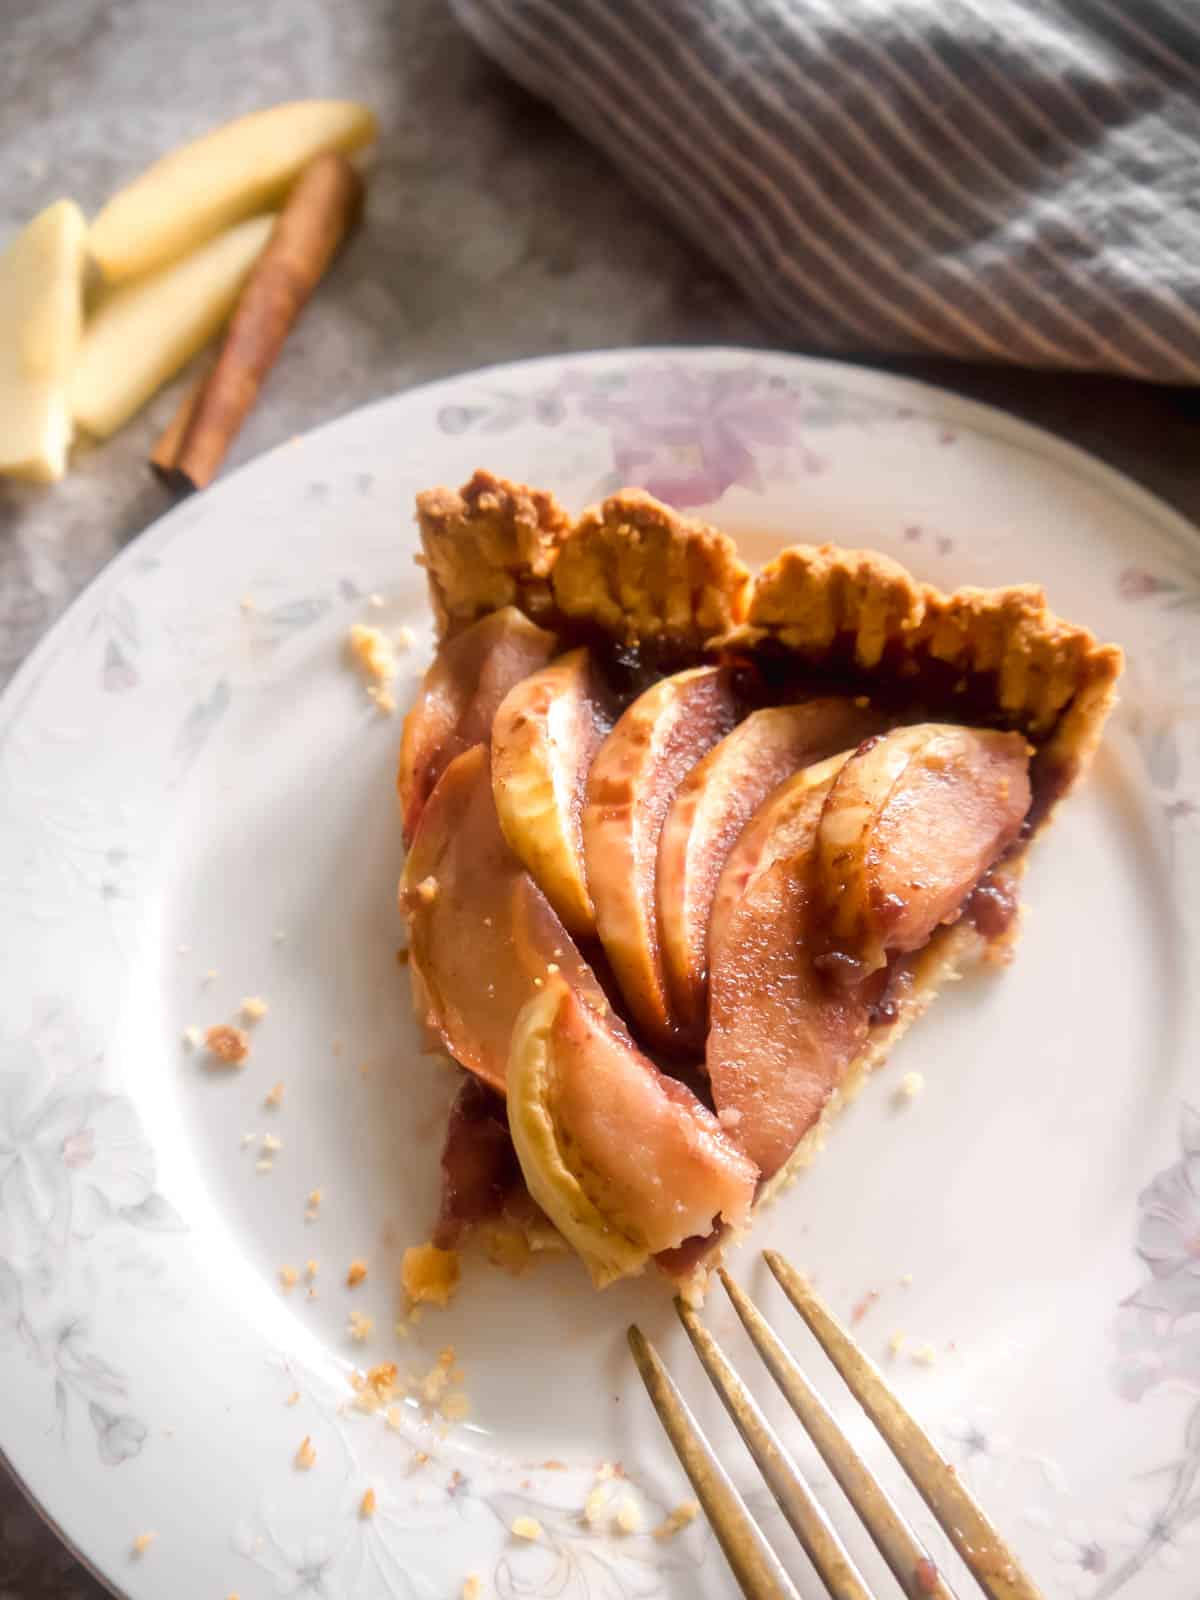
[397, 607, 557, 845]
[813, 724, 1032, 982]
[708, 817, 875, 1179]
[582, 666, 740, 1050]
[507, 978, 757, 1286]
[707, 750, 849, 977]
[400, 744, 605, 1093]
[491, 648, 615, 940]
[657, 699, 888, 1034]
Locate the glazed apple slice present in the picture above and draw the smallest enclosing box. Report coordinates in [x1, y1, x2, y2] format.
[400, 744, 605, 1092]
[397, 607, 557, 844]
[707, 750, 850, 976]
[583, 666, 740, 1050]
[814, 724, 1032, 982]
[658, 699, 887, 1033]
[708, 821, 874, 1179]
[491, 648, 615, 939]
[507, 978, 757, 1286]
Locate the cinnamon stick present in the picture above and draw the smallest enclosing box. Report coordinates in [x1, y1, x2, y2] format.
[152, 152, 364, 490]
[149, 359, 212, 485]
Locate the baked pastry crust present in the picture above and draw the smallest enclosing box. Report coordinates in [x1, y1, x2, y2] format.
[415, 472, 1123, 792]
[408, 472, 1124, 1289]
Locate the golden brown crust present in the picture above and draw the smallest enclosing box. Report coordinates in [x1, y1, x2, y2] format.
[721, 546, 1124, 770]
[413, 471, 1123, 804]
[415, 470, 569, 635]
[551, 491, 751, 648]
[730, 543, 924, 668]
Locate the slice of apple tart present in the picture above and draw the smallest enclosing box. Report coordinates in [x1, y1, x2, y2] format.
[397, 470, 1123, 1299]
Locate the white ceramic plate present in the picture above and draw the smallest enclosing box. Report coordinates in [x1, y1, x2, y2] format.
[2, 348, 1199, 1600]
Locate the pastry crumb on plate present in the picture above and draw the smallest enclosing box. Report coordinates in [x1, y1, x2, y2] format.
[204, 1023, 249, 1065]
[402, 1242, 460, 1307]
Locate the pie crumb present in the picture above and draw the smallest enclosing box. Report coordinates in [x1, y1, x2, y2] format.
[510, 1516, 542, 1542]
[295, 1435, 316, 1469]
[241, 995, 269, 1022]
[182, 1025, 202, 1049]
[346, 1258, 368, 1288]
[441, 1391, 470, 1421]
[368, 685, 397, 715]
[261, 1133, 282, 1155]
[285, 1391, 300, 1406]
[367, 593, 385, 609]
[897, 1071, 925, 1102]
[462, 1578, 482, 1600]
[913, 1342, 937, 1366]
[396, 625, 415, 650]
[204, 1023, 249, 1065]
[614, 1499, 642, 1535]
[264, 1080, 284, 1108]
[305, 1259, 319, 1281]
[130, 1532, 156, 1557]
[256, 1158, 274, 1175]
[654, 1501, 699, 1540]
[359, 1487, 377, 1519]
[888, 1331, 907, 1358]
[347, 623, 397, 686]
[348, 1309, 374, 1342]
[279, 1265, 299, 1292]
[583, 1483, 609, 1525]
[401, 1242, 460, 1307]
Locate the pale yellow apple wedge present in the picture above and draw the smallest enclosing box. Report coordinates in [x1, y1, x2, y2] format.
[70, 215, 274, 439]
[507, 978, 756, 1287]
[89, 100, 377, 283]
[0, 199, 88, 482]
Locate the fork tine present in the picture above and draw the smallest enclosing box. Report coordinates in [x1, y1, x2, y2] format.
[627, 1325, 803, 1600]
[764, 1252, 1043, 1600]
[675, 1298, 876, 1600]
[718, 1269, 958, 1600]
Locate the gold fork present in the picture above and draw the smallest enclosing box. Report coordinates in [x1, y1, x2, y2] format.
[629, 1250, 1042, 1600]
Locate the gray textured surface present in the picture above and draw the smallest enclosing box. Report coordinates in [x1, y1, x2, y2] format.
[0, 1, 1198, 1594]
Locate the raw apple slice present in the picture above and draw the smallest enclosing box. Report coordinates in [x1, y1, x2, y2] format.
[707, 750, 850, 975]
[491, 648, 615, 939]
[400, 743, 604, 1093]
[70, 214, 274, 438]
[583, 665, 739, 1050]
[814, 724, 1032, 981]
[90, 101, 377, 283]
[507, 978, 757, 1286]
[658, 699, 887, 1032]
[397, 607, 557, 845]
[0, 199, 88, 482]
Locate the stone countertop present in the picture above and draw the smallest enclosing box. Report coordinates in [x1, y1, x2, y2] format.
[1, 0, 1197, 1593]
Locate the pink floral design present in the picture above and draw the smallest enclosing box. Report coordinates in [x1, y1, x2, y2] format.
[577, 365, 804, 508]
[1119, 568, 1172, 602]
[1124, 1105, 1200, 1325]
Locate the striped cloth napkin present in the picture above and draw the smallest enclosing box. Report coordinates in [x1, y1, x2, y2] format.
[451, 0, 1200, 382]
